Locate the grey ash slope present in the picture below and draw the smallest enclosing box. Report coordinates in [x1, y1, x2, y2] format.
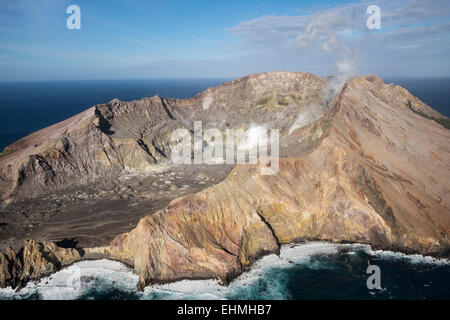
[0, 71, 325, 249]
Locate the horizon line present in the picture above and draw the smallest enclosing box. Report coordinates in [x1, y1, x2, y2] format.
[2, 74, 450, 83]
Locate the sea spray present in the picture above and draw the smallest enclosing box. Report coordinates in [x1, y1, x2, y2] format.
[1, 242, 448, 300]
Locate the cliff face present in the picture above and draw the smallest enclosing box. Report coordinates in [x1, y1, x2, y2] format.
[106, 75, 449, 289]
[0, 96, 178, 201]
[0, 72, 449, 290]
[0, 240, 82, 289]
[0, 72, 324, 202]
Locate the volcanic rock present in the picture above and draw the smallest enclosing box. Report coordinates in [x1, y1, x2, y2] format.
[0, 71, 449, 290]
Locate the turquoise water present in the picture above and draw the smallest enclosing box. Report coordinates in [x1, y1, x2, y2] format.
[0, 243, 448, 300]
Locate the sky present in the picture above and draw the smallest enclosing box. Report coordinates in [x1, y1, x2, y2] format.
[0, 0, 449, 81]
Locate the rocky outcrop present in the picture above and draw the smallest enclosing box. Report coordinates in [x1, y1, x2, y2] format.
[0, 240, 82, 289]
[0, 96, 179, 201]
[0, 72, 449, 290]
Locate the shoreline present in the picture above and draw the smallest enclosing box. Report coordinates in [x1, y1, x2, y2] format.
[1, 241, 449, 300]
[2, 239, 449, 294]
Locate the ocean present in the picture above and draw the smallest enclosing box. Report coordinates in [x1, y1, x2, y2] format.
[0, 242, 449, 300]
[0, 78, 449, 300]
[0, 77, 449, 151]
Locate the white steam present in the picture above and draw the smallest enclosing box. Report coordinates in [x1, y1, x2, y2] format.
[324, 58, 359, 104]
[296, 7, 360, 104]
[239, 125, 268, 151]
[288, 106, 324, 134]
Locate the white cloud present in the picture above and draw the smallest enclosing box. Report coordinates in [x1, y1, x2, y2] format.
[231, 0, 450, 51]
[229, 15, 307, 49]
[228, 0, 450, 77]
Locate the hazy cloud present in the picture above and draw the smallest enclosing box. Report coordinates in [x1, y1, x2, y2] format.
[229, 0, 450, 77]
[231, 0, 450, 51]
[229, 15, 307, 49]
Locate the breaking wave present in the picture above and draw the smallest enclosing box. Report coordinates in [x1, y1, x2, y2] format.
[1, 242, 449, 300]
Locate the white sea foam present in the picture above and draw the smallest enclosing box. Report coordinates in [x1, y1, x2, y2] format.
[0, 242, 448, 300]
[142, 242, 341, 300]
[0, 259, 138, 300]
[365, 248, 450, 266]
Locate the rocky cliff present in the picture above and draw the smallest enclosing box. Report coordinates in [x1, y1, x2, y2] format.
[0, 72, 324, 202]
[106, 75, 450, 289]
[0, 71, 449, 290]
[0, 240, 82, 289]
